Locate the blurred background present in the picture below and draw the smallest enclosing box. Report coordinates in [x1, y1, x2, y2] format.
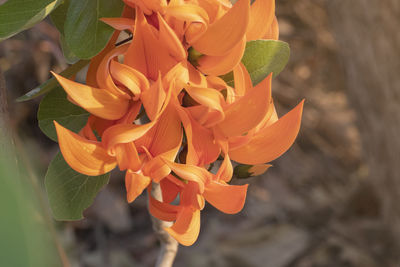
[1, 0, 399, 266]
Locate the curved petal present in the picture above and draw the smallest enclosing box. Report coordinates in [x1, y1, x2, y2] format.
[176, 105, 220, 166]
[232, 62, 252, 97]
[217, 73, 272, 137]
[197, 36, 246, 76]
[185, 86, 224, 113]
[110, 60, 149, 99]
[102, 121, 157, 150]
[160, 177, 181, 203]
[125, 171, 151, 203]
[204, 182, 248, 214]
[148, 192, 180, 222]
[163, 161, 211, 193]
[52, 72, 129, 120]
[96, 44, 131, 98]
[264, 15, 279, 40]
[157, 13, 187, 61]
[192, 0, 250, 56]
[246, 0, 275, 41]
[86, 30, 120, 87]
[115, 142, 142, 171]
[54, 122, 117, 176]
[229, 100, 304, 164]
[249, 164, 272, 176]
[125, 9, 177, 80]
[165, 4, 209, 43]
[141, 75, 166, 121]
[165, 208, 201, 246]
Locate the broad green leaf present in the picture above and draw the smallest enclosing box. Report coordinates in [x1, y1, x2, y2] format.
[0, 0, 62, 41]
[50, 0, 70, 34]
[38, 86, 89, 142]
[60, 34, 80, 64]
[220, 40, 290, 87]
[16, 59, 89, 102]
[45, 152, 110, 221]
[64, 0, 124, 59]
[51, 0, 79, 63]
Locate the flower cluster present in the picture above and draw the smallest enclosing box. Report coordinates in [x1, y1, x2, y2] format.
[53, 0, 303, 246]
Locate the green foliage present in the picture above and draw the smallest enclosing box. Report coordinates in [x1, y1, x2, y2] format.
[37, 86, 89, 142]
[51, 0, 80, 63]
[16, 59, 89, 102]
[45, 152, 110, 220]
[0, 0, 62, 41]
[64, 0, 124, 59]
[220, 40, 290, 86]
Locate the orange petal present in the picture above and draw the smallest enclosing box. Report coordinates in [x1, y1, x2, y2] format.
[197, 36, 246, 76]
[102, 121, 157, 150]
[246, 0, 275, 41]
[217, 73, 272, 137]
[216, 153, 233, 182]
[233, 62, 252, 96]
[229, 100, 304, 164]
[163, 161, 211, 193]
[157, 13, 187, 61]
[141, 75, 166, 121]
[160, 177, 181, 203]
[165, 4, 209, 43]
[97, 44, 131, 98]
[176, 105, 220, 166]
[264, 15, 279, 40]
[115, 142, 142, 171]
[52, 72, 129, 120]
[100, 17, 135, 31]
[110, 60, 149, 99]
[181, 181, 203, 210]
[164, 208, 200, 246]
[185, 86, 224, 113]
[204, 182, 248, 214]
[249, 164, 272, 176]
[86, 30, 120, 87]
[192, 0, 250, 56]
[125, 171, 151, 203]
[125, 9, 177, 80]
[54, 122, 117, 176]
[148, 191, 180, 222]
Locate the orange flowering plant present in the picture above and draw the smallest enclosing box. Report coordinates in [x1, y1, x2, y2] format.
[6, 0, 303, 250]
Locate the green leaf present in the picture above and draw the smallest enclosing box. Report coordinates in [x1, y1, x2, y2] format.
[51, 0, 79, 63]
[38, 86, 89, 142]
[50, 0, 70, 34]
[64, 0, 124, 59]
[16, 59, 89, 102]
[0, 0, 62, 41]
[45, 152, 110, 221]
[220, 40, 290, 87]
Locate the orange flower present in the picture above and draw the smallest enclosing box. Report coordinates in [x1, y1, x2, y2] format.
[51, 0, 303, 246]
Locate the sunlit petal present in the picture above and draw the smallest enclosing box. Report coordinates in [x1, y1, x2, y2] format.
[52, 72, 129, 120]
[54, 122, 117, 176]
[230, 100, 304, 164]
[165, 208, 200, 246]
[192, 0, 250, 56]
[204, 182, 248, 214]
[125, 171, 151, 203]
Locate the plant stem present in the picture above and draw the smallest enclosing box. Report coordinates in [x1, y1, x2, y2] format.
[149, 183, 179, 267]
